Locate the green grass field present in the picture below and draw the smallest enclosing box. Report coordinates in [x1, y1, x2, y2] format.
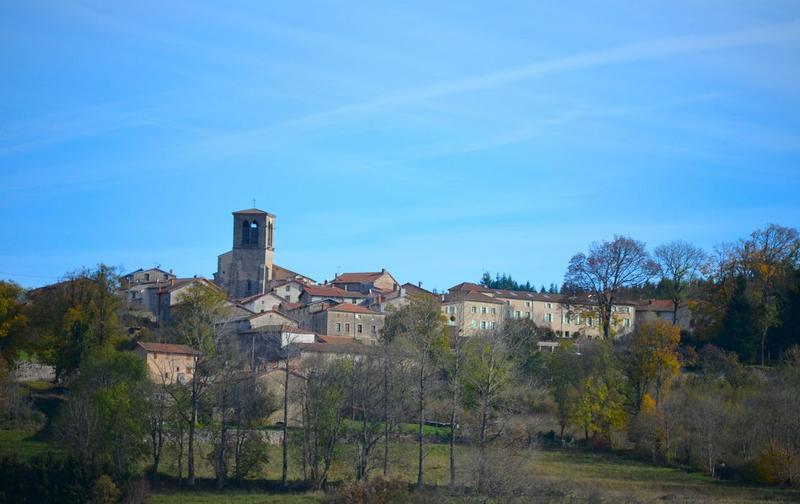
[2, 427, 798, 503]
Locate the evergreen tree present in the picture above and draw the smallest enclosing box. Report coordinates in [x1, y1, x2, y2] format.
[718, 276, 760, 363]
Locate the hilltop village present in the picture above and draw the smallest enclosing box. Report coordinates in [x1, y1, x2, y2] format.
[122, 208, 688, 383]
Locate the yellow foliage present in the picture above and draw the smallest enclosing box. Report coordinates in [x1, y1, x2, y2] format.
[640, 393, 657, 415]
[753, 443, 797, 486]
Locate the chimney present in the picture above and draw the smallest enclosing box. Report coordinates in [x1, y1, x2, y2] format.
[418, 281, 422, 288]
[381, 268, 386, 273]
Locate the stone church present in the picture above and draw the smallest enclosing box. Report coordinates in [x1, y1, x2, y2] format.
[214, 208, 276, 299]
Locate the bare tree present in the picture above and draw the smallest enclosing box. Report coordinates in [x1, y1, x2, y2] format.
[462, 329, 512, 493]
[384, 295, 446, 490]
[564, 236, 658, 338]
[296, 356, 348, 490]
[654, 240, 707, 324]
[169, 284, 230, 487]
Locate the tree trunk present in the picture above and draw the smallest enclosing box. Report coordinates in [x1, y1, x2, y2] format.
[383, 352, 389, 477]
[177, 420, 184, 486]
[672, 299, 679, 325]
[282, 361, 290, 488]
[216, 391, 228, 490]
[449, 396, 457, 492]
[188, 382, 198, 487]
[416, 354, 425, 490]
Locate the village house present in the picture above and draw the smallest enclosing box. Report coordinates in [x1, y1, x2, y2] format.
[635, 299, 694, 332]
[373, 282, 435, 311]
[237, 291, 285, 313]
[299, 284, 367, 305]
[122, 267, 175, 286]
[442, 282, 636, 338]
[135, 341, 198, 384]
[290, 302, 385, 342]
[331, 269, 399, 294]
[268, 278, 306, 303]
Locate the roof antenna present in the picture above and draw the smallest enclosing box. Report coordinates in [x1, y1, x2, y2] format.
[252, 198, 256, 208]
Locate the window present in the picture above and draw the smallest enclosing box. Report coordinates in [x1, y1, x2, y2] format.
[471, 306, 477, 313]
[286, 286, 291, 292]
[357, 324, 363, 334]
[345, 323, 351, 332]
[481, 307, 487, 314]
[624, 319, 631, 328]
[480, 321, 487, 329]
[546, 303, 552, 309]
[176, 366, 181, 372]
[491, 307, 496, 315]
[525, 311, 531, 319]
[514, 310, 521, 319]
[525, 301, 531, 307]
[144, 273, 150, 281]
[587, 317, 593, 326]
[355, 314, 361, 319]
[565, 331, 570, 338]
[490, 321, 496, 329]
[371, 325, 377, 334]
[624, 306, 631, 313]
[544, 313, 552, 322]
[335, 323, 341, 332]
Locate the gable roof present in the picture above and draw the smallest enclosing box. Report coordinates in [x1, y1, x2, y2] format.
[326, 302, 379, 314]
[402, 282, 435, 297]
[237, 291, 284, 304]
[461, 291, 505, 304]
[247, 309, 298, 322]
[304, 285, 366, 298]
[636, 299, 680, 311]
[273, 264, 316, 284]
[334, 271, 386, 283]
[448, 281, 491, 293]
[124, 267, 173, 277]
[136, 341, 199, 355]
[162, 277, 223, 293]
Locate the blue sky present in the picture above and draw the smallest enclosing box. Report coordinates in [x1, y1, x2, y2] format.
[1, 1, 799, 292]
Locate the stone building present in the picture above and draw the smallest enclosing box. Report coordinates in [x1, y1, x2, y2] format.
[215, 208, 276, 299]
[135, 341, 198, 384]
[290, 302, 385, 342]
[123, 267, 175, 286]
[332, 269, 399, 294]
[635, 299, 694, 333]
[299, 284, 367, 305]
[442, 282, 636, 339]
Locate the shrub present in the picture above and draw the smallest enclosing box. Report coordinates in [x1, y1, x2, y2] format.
[324, 477, 412, 504]
[88, 475, 119, 504]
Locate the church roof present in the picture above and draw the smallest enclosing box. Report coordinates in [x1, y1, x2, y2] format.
[233, 208, 275, 217]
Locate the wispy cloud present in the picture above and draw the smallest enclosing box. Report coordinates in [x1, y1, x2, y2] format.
[190, 20, 800, 157]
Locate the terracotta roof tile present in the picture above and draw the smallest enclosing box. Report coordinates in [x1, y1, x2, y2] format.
[326, 303, 380, 314]
[334, 272, 384, 283]
[304, 285, 366, 298]
[137, 341, 199, 355]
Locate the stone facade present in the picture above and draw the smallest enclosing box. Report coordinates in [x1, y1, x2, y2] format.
[442, 283, 636, 339]
[215, 208, 276, 299]
[135, 341, 198, 384]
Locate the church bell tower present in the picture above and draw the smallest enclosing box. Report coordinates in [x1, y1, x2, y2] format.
[215, 208, 275, 299]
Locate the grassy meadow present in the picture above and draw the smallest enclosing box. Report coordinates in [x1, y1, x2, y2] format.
[2, 427, 798, 503]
